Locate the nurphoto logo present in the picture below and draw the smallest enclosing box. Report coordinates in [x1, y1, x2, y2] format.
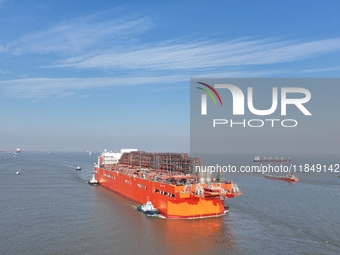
[196, 81, 312, 128]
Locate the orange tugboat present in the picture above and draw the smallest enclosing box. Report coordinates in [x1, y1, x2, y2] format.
[265, 173, 299, 183]
[94, 149, 242, 219]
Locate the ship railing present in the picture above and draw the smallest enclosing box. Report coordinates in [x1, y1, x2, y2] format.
[194, 184, 204, 196]
[231, 184, 241, 194]
[219, 189, 227, 197]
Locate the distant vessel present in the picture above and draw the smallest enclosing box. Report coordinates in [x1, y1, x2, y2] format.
[253, 156, 291, 164]
[76, 165, 81, 171]
[265, 173, 299, 182]
[137, 201, 160, 216]
[15, 148, 22, 154]
[88, 174, 98, 185]
[16, 171, 20, 175]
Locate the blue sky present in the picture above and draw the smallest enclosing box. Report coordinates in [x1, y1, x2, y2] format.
[1, 0, 340, 152]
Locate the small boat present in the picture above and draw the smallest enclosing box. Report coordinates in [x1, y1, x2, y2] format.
[76, 165, 81, 171]
[88, 174, 98, 185]
[137, 201, 160, 216]
[224, 205, 229, 213]
[16, 171, 20, 175]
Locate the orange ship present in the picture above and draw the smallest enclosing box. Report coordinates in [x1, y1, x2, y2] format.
[94, 149, 242, 219]
[265, 173, 299, 182]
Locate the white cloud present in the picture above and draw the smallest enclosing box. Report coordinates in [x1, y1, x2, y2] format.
[8, 15, 152, 55]
[0, 68, 282, 99]
[301, 65, 340, 73]
[6, 11, 340, 74]
[3, 11, 340, 99]
[53, 38, 340, 73]
[0, 76, 185, 98]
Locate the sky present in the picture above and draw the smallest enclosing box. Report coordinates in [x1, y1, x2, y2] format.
[1, 0, 340, 152]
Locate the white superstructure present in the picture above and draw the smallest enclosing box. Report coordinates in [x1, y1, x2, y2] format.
[100, 149, 138, 165]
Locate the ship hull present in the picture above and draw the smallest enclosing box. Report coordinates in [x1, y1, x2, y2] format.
[283, 177, 299, 182]
[265, 176, 283, 180]
[265, 175, 299, 182]
[96, 166, 229, 219]
[254, 160, 291, 164]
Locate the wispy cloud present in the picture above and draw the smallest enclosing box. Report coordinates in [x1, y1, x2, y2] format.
[0, 69, 281, 98]
[2, 11, 340, 99]
[6, 11, 340, 73]
[0, 76, 185, 98]
[53, 38, 340, 74]
[7, 14, 152, 55]
[301, 65, 340, 73]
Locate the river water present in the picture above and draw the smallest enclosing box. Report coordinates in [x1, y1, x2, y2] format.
[1, 152, 339, 254]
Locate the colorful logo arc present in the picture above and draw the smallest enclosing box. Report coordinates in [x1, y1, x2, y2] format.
[196, 82, 223, 106]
